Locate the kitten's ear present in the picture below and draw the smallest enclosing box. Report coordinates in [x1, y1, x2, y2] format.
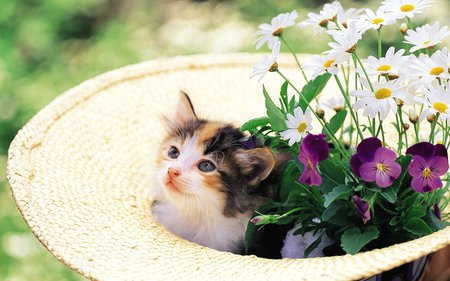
[236, 147, 276, 186]
[175, 91, 197, 123]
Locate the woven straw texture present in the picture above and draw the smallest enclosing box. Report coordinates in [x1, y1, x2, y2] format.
[7, 53, 450, 281]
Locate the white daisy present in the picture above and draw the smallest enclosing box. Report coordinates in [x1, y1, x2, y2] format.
[321, 96, 345, 112]
[255, 10, 298, 50]
[417, 84, 450, 122]
[280, 107, 313, 146]
[325, 22, 364, 60]
[303, 53, 348, 78]
[250, 41, 281, 82]
[406, 52, 449, 85]
[381, 0, 433, 19]
[298, 1, 343, 33]
[337, 7, 364, 28]
[299, 11, 329, 34]
[359, 8, 397, 30]
[404, 22, 450, 52]
[435, 47, 450, 70]
[364, 47, 408, 79]
[351, 79, 413, 120]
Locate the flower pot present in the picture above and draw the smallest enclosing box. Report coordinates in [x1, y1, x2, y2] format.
[7, 53, 450, 280]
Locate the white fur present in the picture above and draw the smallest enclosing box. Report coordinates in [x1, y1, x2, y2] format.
[149, 136, 251, 253]
[281, 223, 334, 258]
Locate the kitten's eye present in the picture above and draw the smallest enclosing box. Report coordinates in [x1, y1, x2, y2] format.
[198, 160, 216, 172]
[168, 146, 179, 159]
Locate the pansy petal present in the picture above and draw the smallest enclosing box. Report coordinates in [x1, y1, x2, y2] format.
[375, 170, 393, 188]
[350, 154, 363, 177]
[406, 142, 434, 159]
[360, 162, 378, 182]
[430, 156, 449, 175]
[356, 137, 382, 162]
[408, 156, 426, 177]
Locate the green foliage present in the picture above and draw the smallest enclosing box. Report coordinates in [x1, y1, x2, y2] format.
[298, 73, 331, 111]
[241, 116, 270, 132]
[263, 86, 287, 132]
[341, 226, 380, 255]
[325, 110, 347, 135]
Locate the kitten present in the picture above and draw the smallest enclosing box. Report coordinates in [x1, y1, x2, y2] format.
[150, 92, 281, 254]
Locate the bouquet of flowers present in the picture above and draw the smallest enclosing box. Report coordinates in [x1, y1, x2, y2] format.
[244, 0, 450, 257]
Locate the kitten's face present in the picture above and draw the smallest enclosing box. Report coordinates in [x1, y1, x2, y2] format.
[156, 122, 228, 203]
[155, 92, 276, 216]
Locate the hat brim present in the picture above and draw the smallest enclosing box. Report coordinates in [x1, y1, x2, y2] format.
[7, 53, 450, 280]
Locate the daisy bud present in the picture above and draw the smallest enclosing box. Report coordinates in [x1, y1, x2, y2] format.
[427, 114, 436, 123]
[403, 123, 410, 130]
[399, 23, 408, 35]
[408, 109, 419, 124]
[396, 98, 404, 107]
[316, 104, 325, 119]
[269, 62, 278, 72]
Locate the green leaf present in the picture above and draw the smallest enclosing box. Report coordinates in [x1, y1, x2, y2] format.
[425, 210, 450, 231]
[404, 217, 433, 236]
[280, 80, 289, 109]
[319, 158, 346, 185]
[324, 110, 347, 135]
[380, 187, 397, 204]
[391, 155, 412, 190]
[263, 86, 287, 132]
[389, 216, 401, 226]
[321, 201, 349, 226]
[244, 220, 257, 253]
[240, 116, 270, 132]
[341, 226, 380, 255]
[324, 185, 351, 208]
[298, 73, 331, 111]
[304, 235, 323, 257]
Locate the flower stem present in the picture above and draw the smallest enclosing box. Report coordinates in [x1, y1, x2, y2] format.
[276, 70, 351, 163]
[377, 28, 382, 59]
[334, 75, 364, 140]
[398, 107, 408, 148]
[429, 113, 440, 143]
[353, 53, 374, 92]
[378, 114, 386, 145]
[280, 35, 309, 83]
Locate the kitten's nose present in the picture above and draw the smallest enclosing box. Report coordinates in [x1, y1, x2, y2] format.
[167, 167, 181, 179]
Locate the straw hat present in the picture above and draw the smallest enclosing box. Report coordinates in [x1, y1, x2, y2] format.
[7, 53, 450, 281]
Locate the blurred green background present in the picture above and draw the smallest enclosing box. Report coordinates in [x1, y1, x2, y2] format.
[1, 0, 448, 280]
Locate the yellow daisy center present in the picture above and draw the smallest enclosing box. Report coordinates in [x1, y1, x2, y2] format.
[323, 59, 335, 68]
[297, 122, 307, 133]
[377, 65, 391, 72]
[377, 163, 386, 172]
[429, 66, 444, 76]
[400, 4, 415, 12]
[372, 18, 384, 25]
[374, 88, 392, 99]
[422, 168, 432, 179]
[433, 102, 448, 113]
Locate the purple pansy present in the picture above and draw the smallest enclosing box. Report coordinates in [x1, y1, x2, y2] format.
[406, 142, 449, 193]
[240, 135, 257, 149]
[298, 133, 330, 187]
[351, 138, 402, 188]
[350, 137, 382, 177]
[353, 195, 370, 223]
